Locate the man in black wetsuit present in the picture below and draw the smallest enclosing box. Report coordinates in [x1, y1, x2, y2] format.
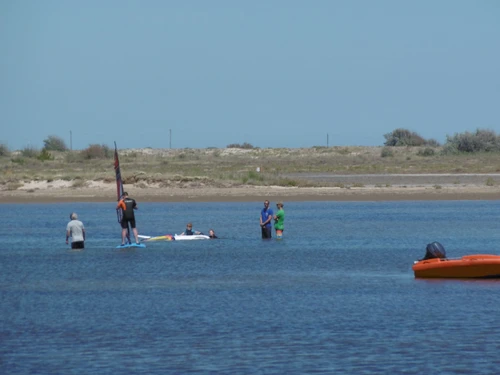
[116, 192, 140, 245]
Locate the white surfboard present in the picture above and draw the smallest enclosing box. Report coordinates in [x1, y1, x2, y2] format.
[139, 234, 210, 241]
[174, 234, 210, 241]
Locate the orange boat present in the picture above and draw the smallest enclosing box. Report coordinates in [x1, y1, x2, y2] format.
[413, 254, 500, 279]
[413, 241, 500, 278]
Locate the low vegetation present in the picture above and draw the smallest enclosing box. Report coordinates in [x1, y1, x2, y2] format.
[227, 142, 256, 149]
[2, 144, 500, 189]
[384, 128, 440, 147]
[80, 144, 112, 159]
[2, 129, 500, 189]
[0, 143, 10, 157]
[43, 135, 68, 152]
[21, 145, 40, 158]
[442, 129, 500, 154]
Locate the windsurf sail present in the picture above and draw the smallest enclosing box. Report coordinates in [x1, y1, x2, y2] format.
[114, 142, 131, 244]
[139, 234, 174, 242]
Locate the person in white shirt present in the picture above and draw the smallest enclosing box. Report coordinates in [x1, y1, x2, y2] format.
[66, 212, 86, 249]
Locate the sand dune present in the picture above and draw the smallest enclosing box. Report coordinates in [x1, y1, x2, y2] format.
[2, 176, 500, 203]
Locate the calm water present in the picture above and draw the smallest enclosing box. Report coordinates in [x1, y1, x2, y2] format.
[1, 200, 500, 374]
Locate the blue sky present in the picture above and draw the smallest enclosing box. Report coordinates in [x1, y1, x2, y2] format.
[1, 1, 499, 150]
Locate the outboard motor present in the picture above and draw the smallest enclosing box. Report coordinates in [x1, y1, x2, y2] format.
[420, 241, 446, 260]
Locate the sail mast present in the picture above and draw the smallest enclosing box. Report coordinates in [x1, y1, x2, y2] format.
[114, 142, 131, 244]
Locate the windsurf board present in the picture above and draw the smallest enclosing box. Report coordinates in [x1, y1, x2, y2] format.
[174, 234, 210, 241]
[116, 243, 146, 249]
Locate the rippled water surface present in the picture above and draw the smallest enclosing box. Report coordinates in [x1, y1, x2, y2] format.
[1, 200, 500, 374]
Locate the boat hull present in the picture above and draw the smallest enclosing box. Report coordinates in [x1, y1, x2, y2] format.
[412, 254, 500, 278]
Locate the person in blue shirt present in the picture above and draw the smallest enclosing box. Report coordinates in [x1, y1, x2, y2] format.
[259, 200, 273, 239]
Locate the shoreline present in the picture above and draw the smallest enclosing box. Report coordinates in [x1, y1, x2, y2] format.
[2, 184, 500, 203]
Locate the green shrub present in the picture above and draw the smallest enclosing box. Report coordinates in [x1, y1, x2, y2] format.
[0, 143, 10, 156]
[43, 135, 68, 151]
[383, 129, 440, 147]
[417, 147, 436, 157]
[443, 128, 500, 154]
[384, 128, 426, 146]
[21, 145, 39, 158]
[227, 142, 255, 149]
[11, 157, 25, 165]
[37, 148, 54, 161]
[426, 139, 441, 147]
[380, 147, 394, 157]
[81, 144, 112, 159]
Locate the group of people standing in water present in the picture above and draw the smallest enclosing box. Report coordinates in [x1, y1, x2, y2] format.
[260, 200, 285, 239]
[65, 195, 285, 248]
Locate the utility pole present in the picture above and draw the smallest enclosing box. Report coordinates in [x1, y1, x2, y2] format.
[169, 129, 172, 149]
[327, 133, 329, 147]
[70, 131, 73, 150]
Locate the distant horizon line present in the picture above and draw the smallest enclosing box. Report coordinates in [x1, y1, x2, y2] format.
[6, 144, 435, 153]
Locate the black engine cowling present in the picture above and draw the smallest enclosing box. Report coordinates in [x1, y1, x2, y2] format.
[421, 241, 446, 260]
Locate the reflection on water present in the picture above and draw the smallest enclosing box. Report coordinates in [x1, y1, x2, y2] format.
[1, 201, 500, 374]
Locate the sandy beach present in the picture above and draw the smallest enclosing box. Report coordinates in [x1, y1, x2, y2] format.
[2, 177, 500, 203]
